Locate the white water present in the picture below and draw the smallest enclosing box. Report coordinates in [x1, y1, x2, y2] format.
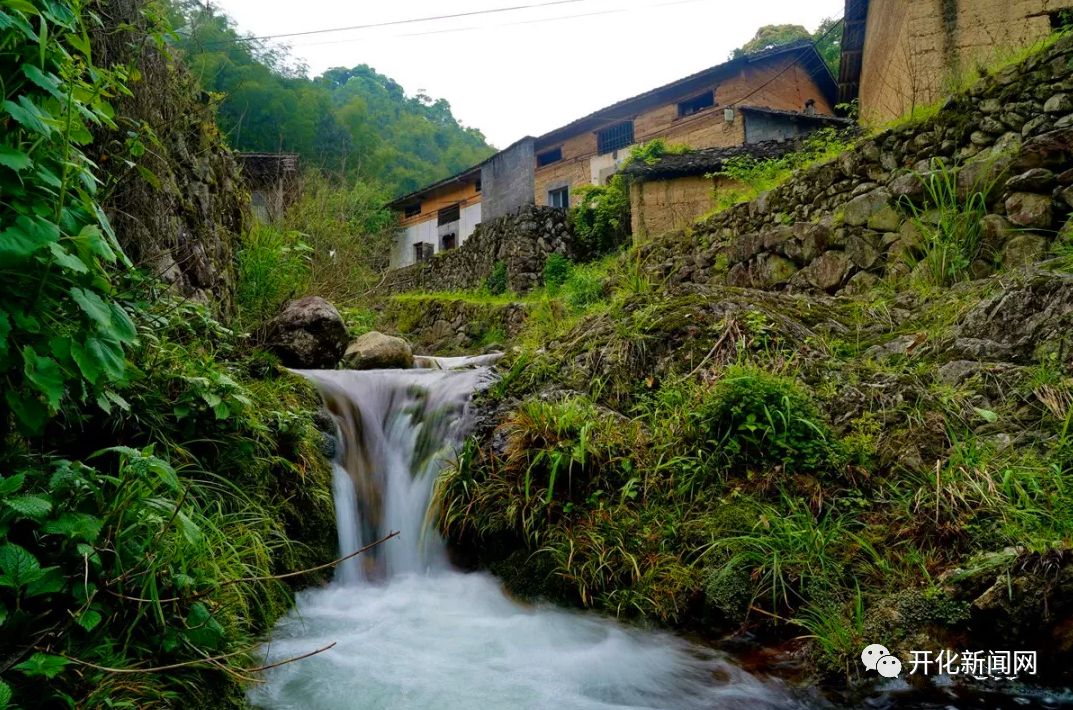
[249, 360, 803, 709]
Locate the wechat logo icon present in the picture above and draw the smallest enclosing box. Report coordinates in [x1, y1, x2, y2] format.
[862, 643, 902, 678]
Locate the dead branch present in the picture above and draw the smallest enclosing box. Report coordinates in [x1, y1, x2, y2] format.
[106, 531, 399, 604]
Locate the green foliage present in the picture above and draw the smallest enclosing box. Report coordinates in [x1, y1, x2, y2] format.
[234, 172, 397, 329]
[732, 18, 842, 74]
[165, 1, 494, 195]
[731, 24, 811, 58]
[568, 142, 686, 261]
[692, 365, 841, 475]
[0, 0, 136, 434]
[235, 224, 313, 330]
[897, 159, 991, 287]
[543, 253, 573, 291]
[0, 4, 335, 706]
[712, 128, 851, 212]
[485, 260, 508, 295]
[280, 172, 396, 303]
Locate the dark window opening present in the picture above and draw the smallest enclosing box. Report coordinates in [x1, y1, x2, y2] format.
[437, 203, 460, 226]
[414, 242, 434, 264]
[1051, 9, 1073, 29]
[537, 147, 563, 167]
[403, 204, 421, 218]
[596, 121, 635, 155]
[475, 179, 482, 193]
[441, 233, 457, 251]
[677, 90, 715, 117]
[548, 186, 569, 209]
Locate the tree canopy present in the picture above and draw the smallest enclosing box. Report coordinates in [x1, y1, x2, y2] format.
[164, 1, 495, 197]
[732, 18, 843, 75]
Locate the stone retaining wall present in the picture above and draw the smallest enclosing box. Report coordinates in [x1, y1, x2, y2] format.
[377, 205, 574, 295]
[639, 33, 1073, 296]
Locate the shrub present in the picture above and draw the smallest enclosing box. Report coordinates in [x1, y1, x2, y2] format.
[485, 260, 508, 295]
[543, 253, 573, 291]
[561, 263, 607, 311]
[234, 224, 313, 331]
[692, 365, 840, 474]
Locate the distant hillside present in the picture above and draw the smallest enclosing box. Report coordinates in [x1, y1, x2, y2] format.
[165, 1, 495, 196]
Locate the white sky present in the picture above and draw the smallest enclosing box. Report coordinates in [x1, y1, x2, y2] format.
[209, 0, 844, 148]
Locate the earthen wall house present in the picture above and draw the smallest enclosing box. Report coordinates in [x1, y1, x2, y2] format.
[533, 42, 840, 209]
[840, 0, 1073, 126]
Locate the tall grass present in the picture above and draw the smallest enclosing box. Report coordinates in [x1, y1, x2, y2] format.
[897, 159, 993, 287]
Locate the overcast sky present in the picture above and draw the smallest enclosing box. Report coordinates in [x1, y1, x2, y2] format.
[210, 0, 844, 148]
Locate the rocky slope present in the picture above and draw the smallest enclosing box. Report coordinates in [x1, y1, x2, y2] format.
[428, 31, 1073, 683]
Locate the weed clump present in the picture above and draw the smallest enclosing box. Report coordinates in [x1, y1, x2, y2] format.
[692, 365, 842, 475]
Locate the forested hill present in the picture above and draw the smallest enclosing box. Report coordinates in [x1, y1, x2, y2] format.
[164, 1, 495, 196]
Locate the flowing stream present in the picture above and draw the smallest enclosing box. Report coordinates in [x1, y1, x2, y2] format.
[247, 359, 810, 710]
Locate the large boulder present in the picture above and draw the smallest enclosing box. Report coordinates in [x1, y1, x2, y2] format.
[265, 296, 348, 369]
[344, 331, 414, 370]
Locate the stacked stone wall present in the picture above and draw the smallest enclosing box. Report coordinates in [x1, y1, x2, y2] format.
[377, 205, 574, 295]
[640, 33, 1073, 296]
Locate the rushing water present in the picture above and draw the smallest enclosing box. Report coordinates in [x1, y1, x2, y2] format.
[248, 359, 811, 709]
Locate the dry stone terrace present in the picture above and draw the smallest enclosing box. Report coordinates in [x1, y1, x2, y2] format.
[638, 33, 1073, 296]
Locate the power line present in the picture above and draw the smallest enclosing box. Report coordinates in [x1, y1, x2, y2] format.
[288, 0, 708, 48]
[202, 0, 595, 46]
[727, 17, 845, 109]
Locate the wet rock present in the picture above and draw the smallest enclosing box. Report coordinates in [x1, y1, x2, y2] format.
[1004, 192, 1053, 228]
[1005, 168, 1056, 192]
[265, 296, 349, 369]
[957, 272, 1073, 360]
[846, 233, 881, 270]
[1015, 126, 1073, 171]
[344, 331, 414, 370]
[979, 214, 1017, 257]
[754, 253, 797, 288]
[843, 188, 894, 227]
[1001, 234, 1050, 268]
[888, 172, 925, 203]
[842, 270, 879, 295]
[864, 334, 922, 361]
[795, 251, 852, 293]
[1045, 93, 1073, 114]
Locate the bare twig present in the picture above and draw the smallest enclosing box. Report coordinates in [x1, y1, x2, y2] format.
[106, 531, 398, 604]
[58, 642, 337, 675]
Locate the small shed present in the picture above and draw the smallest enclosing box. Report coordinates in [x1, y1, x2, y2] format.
[623, 140, 815, 240]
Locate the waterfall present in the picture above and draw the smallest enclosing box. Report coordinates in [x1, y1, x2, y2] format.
[297, 363, 493, 581]
[249, 360, 807, 710]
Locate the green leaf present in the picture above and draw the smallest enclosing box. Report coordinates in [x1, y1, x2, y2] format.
[0, 473, 25, 496]
[25, 566, 64, 597]
[22, 346, 64, 410]
[85, 336, 126, 381]
[5, 388, 47, 432]
[184, 603, 225, 651]
[46, 242, 90, 273]
[76, 608, 102, 631]
[42, 512, 103, 542]
[21, 64, 62, 100]
[13, 653, 69, 679]
[70, 287, 112, 329]
[70, 340, 101, 385]
[0, 215, 61, 258]
[2, 96, 54, 136]
[974, 407, 999, 423]
[109, 304, 137, 344]
[0, 679, 11, 710]
[4, 494, 52, 519]
[78, 223, 116, 263]
[0, 145, 32, 172]
[0, 542, 42, 588]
